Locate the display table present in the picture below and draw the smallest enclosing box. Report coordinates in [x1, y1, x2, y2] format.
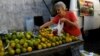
[15, 40, 83, 56]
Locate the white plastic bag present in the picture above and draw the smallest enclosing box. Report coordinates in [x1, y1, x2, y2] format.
[57, 20, 64, 36]
[51, 20, 64, 36]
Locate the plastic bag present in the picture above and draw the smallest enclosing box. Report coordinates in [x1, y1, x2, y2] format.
[52, 20, 64, 36]
[57, 20, 64, 36]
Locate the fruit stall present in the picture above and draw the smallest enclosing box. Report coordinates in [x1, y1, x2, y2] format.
[0, 28, 83, 56]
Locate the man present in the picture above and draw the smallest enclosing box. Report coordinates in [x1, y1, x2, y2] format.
[40, 1, 81, 37]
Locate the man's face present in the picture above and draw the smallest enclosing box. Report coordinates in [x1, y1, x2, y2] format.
[56, 7, 65, 16]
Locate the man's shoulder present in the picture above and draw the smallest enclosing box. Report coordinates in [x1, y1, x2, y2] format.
[54, 14, 60, 18]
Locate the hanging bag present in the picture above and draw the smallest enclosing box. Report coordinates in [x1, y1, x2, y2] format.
[57, 20, 64, 36]
[52, 20, 64, 36]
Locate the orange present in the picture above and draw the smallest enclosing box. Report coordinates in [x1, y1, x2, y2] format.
[27, 47, 32, 52]
[20, 39, 24, 45]
[41, 38, 46, 42]
[41, 43, 47, 49]
[48, 34, 53, 37]
[23, 42, 28, 48]
[52, 43, 56, 47]
[56, 42, 59, 45]
[41, 33, 45, 36]
[10, 42, 16, 48]
[15, 48, 21, 54]
[59, 41, 62, 45]
[66, 37, 72, 43]
[22, 48, 27, 53]
[8, 49, 15, 55]
[47, 43, 51, 48]
[37, 44, 42, 50]
[26, 34, 31, 39]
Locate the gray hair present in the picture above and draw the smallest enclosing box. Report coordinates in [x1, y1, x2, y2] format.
[54, 1, 67, 10]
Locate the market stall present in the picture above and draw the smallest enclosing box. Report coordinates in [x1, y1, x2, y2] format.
[0, 28, 83, 56]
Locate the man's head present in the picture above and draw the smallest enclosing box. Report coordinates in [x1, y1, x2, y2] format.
[54, 1, 67, 16]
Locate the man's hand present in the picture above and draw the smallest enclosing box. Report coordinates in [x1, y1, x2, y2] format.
[40, 26, 44, 30]
[39, 21, 53, 30]
[60, 18, 68, 23]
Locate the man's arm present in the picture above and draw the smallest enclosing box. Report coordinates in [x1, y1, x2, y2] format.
[60, 18, 79, 28]
[40, 20, 53, 29]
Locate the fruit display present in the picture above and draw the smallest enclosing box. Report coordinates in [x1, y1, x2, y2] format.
[1, 28, 79, 56]
[4, 31, 35, 56]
